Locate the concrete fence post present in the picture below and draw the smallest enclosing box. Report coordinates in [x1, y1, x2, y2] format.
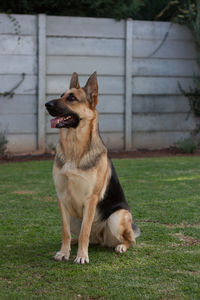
[37, 14, 46, 152]
[125, 19, 133, 150]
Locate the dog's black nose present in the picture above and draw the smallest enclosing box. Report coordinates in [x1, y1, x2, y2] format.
[45, 100, 55, 109]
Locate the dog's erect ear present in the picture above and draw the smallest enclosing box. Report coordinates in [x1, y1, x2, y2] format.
[84, 72, 98, 109]
[69, 72, 80, 89]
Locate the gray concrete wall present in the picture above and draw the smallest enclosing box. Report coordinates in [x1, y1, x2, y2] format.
[0, 14, 38, 152]
[131, 21, 198, 149]
[0, 14, 198, 152]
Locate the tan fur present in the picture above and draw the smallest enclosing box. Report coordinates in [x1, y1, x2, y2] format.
[50, 72, 136, 264]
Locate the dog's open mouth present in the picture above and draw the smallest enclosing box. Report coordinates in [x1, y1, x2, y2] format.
[51, 113, 80, 128]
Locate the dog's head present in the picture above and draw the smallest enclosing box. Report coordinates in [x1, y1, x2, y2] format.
[45, 72, 98, 129]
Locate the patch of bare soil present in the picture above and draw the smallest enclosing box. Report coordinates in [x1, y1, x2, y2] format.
[12, 191, 36, 195]
[172, 233, 200, 247]
[110, 147, 200, 159]
[166, 222, 200, 229]
[0, 147, 200, 164]
[0, 153, 53, 164]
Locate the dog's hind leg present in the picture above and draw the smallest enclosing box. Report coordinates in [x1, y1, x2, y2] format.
[54, 200, 71, 261]
[106, 209, 139, 253]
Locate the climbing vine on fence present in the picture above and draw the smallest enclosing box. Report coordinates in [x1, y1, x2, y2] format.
[157, 0, 200, 118]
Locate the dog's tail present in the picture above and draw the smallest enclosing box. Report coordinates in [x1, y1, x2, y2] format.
[132, 223, 141, 239]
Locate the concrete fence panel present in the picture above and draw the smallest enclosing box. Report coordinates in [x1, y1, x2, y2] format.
[0, 13, 198, 153]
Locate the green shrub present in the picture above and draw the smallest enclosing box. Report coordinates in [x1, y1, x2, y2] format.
[0, 0, 143, 19]
[0, 132, 8, 156]
[0, 0, 173, 20]
[176, 137, 198, 153]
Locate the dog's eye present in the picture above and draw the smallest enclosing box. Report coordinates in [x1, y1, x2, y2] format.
[67, 93, 77, 102]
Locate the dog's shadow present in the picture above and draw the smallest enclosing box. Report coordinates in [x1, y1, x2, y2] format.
[2, 240, 116, 265]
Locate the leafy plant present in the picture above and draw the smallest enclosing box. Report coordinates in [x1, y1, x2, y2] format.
[178, 78, 200, 117]
[156, 0, 200, 68]
[139, 0, 175, 21]
[0, 132, 8, 156]
[176, 137, 198, 153]
[0, 0, 144, 19]
[157, 1, 200, 145]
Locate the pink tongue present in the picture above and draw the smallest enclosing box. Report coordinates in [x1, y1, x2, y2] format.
[50, 117, 64, 128]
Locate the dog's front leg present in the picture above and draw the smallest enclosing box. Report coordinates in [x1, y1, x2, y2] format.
[74, 195, 98, 264]
[54, 200, 71, 261]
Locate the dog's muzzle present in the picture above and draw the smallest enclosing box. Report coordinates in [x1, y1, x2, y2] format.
[45, 100, 80, 129]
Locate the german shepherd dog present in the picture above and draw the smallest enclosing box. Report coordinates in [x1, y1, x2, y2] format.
[45, 72, 140, 264]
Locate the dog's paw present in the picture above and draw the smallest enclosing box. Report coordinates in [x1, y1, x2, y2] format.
[74, 255, 89, 264]
[115, 244, 127, 254]
[53, 251, 70, 261]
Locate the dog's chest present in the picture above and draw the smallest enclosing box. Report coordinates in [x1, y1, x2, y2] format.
[53, 162, 96, 218]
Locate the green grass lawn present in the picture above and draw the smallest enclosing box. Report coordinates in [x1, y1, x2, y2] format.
[0, 157, 200, 300]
